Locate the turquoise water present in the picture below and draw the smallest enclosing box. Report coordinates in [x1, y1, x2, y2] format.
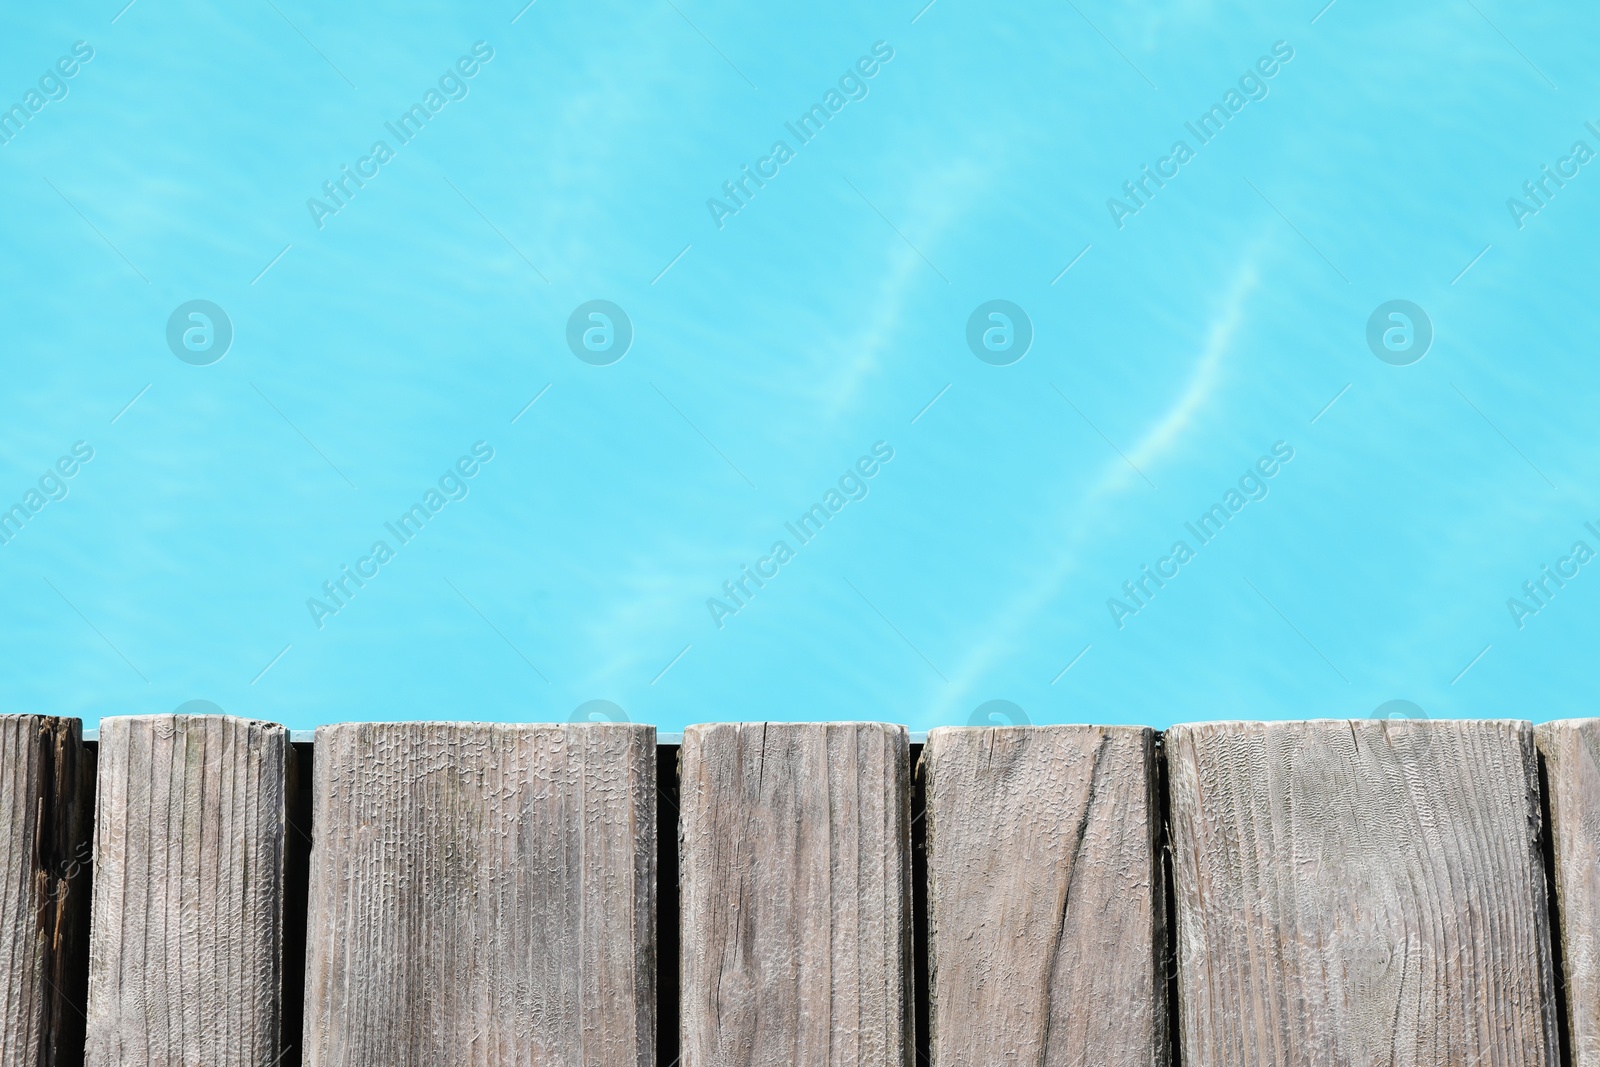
[2, 1, 1595, 732]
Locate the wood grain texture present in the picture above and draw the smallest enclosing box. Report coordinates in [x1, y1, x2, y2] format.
[1167, 719, 1560, 1067]
[679, 722, 912, 1067]
[1536, 719, 1600, 1066]
[923, 725, 1167, 1067]
[303, 722, 656, 1067]
[85, 714, 289, 1067]
[0, 715, 91, 1067]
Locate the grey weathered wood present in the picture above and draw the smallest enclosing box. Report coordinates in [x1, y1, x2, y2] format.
[679, 722, 912, 1067]
[303, 722, 656, 1067]
[1536, 719, 1600, 1066]
[1167, 719, 1560, 1067]
[0, 715, 90, 1067]
[85, 714, 289, 1067]
[924, 725, 1167, 1067]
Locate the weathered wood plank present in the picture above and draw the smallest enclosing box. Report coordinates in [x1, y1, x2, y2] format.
[1536, 718, 1600, 1066]
[85, 714, 289, 1067]
[923, 725, 1167, 1067]
[0, 715, 91, 1067]
[303, 722, 656, 1067]
[1166, 719, 1559, 1067]
[679, 722, 913, 1067]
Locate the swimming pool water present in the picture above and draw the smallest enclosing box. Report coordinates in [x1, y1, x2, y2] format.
[1, 0, 1595, 731]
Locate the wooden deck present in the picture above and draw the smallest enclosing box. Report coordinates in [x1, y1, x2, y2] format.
[3, 713, 1595, 1067]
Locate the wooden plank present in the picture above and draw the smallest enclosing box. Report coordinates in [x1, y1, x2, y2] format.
[923, 725, 1167, 1067]
[679, 722, 912, 1067]
[1166, 719, 1560, 1067]
[0, 715, 91, 1067]
[303, 722, 656, 1067]
[85, 714, 289, 1067]
[1536, 719, 1600, 1066]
